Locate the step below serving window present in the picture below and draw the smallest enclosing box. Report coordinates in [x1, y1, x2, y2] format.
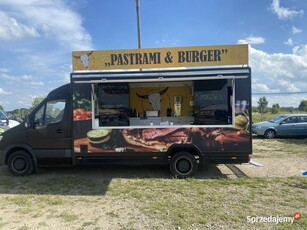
[92, 78, 234, 127]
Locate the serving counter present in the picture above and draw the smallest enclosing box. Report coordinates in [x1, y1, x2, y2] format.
[129, 116, 194, 126]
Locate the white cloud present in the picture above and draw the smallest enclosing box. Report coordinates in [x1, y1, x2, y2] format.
[0, 73, 45, 88]
[0, 0, 92, 50]
[284, 38, 293, 46]
[252, 79, 271, 93]
[238, 36, 265, 45]
[21, 75, 34, 81]
[292, 26, 302, 34]
[270, 0, 304, 20]
[29, 81, 44, 86]
[278, 80, 299, 92]
[241, 41, 307, 106]
[0, 88, 10, 95]
[0, 68, 9, 73]
[0, 11, 39, 40]
[249, 44, 307, 80]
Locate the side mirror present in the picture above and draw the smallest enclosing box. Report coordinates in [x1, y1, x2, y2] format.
[280, 121, 286, 125]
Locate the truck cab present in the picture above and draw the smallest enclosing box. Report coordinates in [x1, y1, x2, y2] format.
[0, 84, 72, 176]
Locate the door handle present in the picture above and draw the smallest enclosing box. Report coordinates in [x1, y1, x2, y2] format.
[57, 129, 64, 134]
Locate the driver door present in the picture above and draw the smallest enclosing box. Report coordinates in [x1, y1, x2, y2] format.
[28, 99, 72, 166]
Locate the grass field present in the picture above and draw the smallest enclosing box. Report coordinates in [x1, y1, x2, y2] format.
[0, 137, 306, 229]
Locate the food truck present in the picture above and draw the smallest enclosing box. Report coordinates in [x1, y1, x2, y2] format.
[0, 45, 252, 178]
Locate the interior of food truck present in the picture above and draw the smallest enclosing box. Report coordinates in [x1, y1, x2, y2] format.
[91, 78, 234, 128]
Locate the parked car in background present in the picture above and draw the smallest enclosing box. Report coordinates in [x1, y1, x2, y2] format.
[7, 119, 20, 128]
[252, 114, 307, 138]
[0, 110, 20, 128]
[0, 110, 9, 126]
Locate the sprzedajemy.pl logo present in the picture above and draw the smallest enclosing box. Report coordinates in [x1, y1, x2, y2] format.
[247, 212, 301, 224]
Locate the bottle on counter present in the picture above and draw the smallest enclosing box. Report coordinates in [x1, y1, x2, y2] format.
[167, 108, 172, 117]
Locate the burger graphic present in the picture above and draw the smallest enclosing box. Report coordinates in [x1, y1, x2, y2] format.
[87, 129, 112, 147]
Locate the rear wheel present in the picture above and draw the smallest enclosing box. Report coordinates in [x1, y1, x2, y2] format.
[7, 151, 34, 176]
[170, 152, 198, 179]
[264, 129, 276, 139]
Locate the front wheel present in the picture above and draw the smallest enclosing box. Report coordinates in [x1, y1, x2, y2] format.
[170, 152, 198, 179]
[7, 151, 34, 176]
[264, 129, 276, 139]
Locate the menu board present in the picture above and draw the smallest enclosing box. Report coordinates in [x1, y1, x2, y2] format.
[194, 80, 229, 125]
[97, 83, 129, 126]
[98, 83, 129, 109]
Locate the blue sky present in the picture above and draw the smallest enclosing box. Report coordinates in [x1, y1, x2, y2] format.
[0, 0, 307, 111]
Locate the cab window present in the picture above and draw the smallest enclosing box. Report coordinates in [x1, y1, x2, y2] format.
[34, 100, 66, 126]
[46, 100, 66, 124]
[34, 105, 45, 126]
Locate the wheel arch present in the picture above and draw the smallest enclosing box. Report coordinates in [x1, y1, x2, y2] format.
[167, 144, 202, 162]
[4, 144, 38, 172]
[264, 128, 277, 138]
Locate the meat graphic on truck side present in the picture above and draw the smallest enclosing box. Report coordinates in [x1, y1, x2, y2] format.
[0, 45, 252, 178]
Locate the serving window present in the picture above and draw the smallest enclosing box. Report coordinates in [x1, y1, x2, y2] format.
[92, 78, 234, 127]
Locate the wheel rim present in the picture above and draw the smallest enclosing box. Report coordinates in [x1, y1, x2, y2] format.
[176, 158, 192, 175]
[12, 157, 27, 172]
[266, 130, 275, 138]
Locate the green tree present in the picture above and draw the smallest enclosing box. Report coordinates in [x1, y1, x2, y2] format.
[271, 103, 280, 114]
[29, 96, 46, 112]
[298, 100, 307, 112]
[257, 97, 268, 113]
[257, 97, 269, 121]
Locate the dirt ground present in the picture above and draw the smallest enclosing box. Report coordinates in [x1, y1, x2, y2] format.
[234, 137, 307, 178]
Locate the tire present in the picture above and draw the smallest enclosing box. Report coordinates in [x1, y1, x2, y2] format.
[264, 129, 276, 139]
[170, 152, 198, 179]
[7, 151, 34, 176]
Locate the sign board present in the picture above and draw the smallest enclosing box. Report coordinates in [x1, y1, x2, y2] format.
[72, 44, 248, 71]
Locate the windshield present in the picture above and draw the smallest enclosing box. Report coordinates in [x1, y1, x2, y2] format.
[0, 110, 8, 120]
[269, 115, 287, 123]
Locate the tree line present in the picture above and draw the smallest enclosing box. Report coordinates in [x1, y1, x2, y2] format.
[254, 97, 307, 114]
[0, 96, 45, 120]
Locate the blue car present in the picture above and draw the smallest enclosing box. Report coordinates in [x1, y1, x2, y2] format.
[252, 114, 307, 139]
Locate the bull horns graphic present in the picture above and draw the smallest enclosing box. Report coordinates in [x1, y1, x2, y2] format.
[73, 51, 93, 59]
[136, 87, 169, 99]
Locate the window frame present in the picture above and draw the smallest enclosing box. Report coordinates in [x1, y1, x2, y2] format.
[33, 99, 66, 127]
[89, 78, 237, 129]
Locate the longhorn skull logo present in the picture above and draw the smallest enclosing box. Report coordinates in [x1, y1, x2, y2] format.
[136, 87, 168, 111]
[73, 51, 94, 69]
